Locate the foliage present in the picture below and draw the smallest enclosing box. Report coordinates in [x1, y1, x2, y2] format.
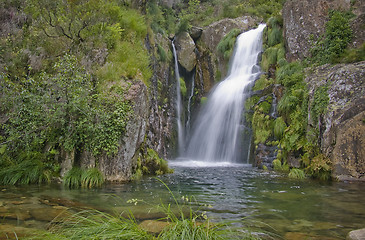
[222, 0, 284, 21]
[96, 40, 152, 86]
[251, 96, 274, 145]
[180, 77, 187, 97]
[0, 152, 54, 185]
[273, 117, 286, 140]
[288, 168, 306, 179]
[81, 168, 105, 188]
[252, 75, 273, 91]
[311, 84, 329, 124]
[217, 29, 241, 59]
[49, 210, 150, 240]
[63, 167, 83, 189]
[310, 10, 353, 64]
[133, 149, 173, 180]
[306, 154, 332, 180]
[64, 167, 105, 188]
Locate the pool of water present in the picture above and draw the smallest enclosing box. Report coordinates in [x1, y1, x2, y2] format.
[1, 162, 365, 239]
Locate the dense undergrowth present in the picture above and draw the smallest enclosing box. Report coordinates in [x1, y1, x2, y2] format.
[0, 0, 156, 186]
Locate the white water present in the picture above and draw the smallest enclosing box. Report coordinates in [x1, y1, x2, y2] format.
[172, 41, 185, 154]
[185, 24, 266, 163]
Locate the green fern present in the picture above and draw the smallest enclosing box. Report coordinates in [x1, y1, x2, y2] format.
[81, 168, 105, 188]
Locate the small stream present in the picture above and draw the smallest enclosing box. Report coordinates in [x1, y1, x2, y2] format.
[1, 162, 365, 239]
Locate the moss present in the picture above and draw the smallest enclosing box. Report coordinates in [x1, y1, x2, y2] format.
[180, 77, 187, 97]
[200, 97, 208, 105]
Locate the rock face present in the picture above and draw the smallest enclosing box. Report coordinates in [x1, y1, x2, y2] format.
[99, 80, 149, 182]
[175, 32, 197, 72]
[282, 0, 354, 61]
[306, 61, 365, 180]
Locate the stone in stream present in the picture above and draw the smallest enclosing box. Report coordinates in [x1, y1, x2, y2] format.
[347, 228, 365, 240]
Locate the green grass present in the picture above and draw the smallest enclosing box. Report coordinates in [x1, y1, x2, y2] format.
[64, 167, 105, 188]
[0, 152, 53, 185]
[288, 168, 306, 179]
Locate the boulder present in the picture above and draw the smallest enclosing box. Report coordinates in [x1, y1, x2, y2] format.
[282, 0, 352, 61]
[174, 31, 197, 72]
[347, 228, 365, 240]
[306, 61, 365, 180]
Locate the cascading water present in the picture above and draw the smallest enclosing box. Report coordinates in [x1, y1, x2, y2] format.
[172, 40, 184, 154]
[185, 24, 266, 163]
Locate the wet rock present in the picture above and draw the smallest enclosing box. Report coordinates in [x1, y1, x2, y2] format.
[347, 228, 365, 240]
[285, 232, 334, 240]
[0, 208, 31, 221]
[29, 207, 71, 222]
[254, 144, 277, 169]
[175, 31, 197, 72]
[0, 224, 37, 240]
[139, 220, 170, 234]
[189, 26, 203, 41]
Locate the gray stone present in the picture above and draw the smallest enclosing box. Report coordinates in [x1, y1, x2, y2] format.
[347, 228, 365, 240]
[305, 61, 365, 180]
[175, 31, 197, 72]
[282, 0, 352, 61]
[99, 80, 149, 182]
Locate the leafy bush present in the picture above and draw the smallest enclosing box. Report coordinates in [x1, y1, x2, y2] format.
[306, 154, 332, 180]
[310, 10, 353, 64]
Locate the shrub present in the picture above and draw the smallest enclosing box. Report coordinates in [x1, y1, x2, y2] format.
[81, 168, 105, 188]
[63, 167, 83, 189]
[288, 168, 306, 179]
[306, 154, 332, 180]
[217, 28, 241, 59]
[0, 152, 53, 185]
[310, 10, 353, 64]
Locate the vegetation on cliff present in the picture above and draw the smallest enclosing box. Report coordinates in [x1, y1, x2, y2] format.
[247, 6, 363, 180]
[0, 0, 153, 185]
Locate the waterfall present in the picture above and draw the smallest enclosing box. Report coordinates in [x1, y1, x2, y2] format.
[172, 40, 185, 154]
[185, 24, 266, 163]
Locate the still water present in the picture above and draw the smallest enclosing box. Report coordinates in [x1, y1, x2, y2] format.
[1, 162, 365, 239]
